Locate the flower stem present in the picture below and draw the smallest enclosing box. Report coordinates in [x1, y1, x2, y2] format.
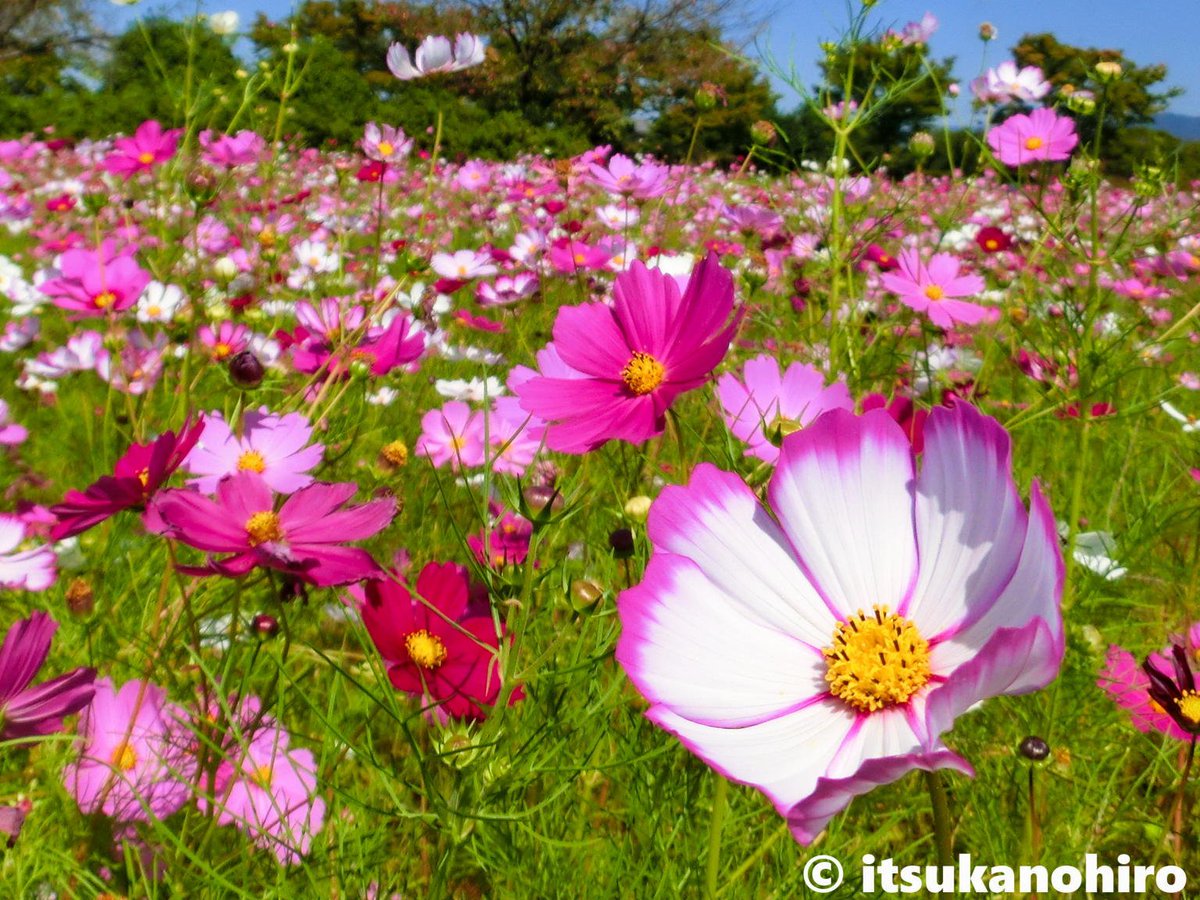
[705, 774, 729, 898]
[1171, 735, 1197, 860]
[925, 769, 954, 867]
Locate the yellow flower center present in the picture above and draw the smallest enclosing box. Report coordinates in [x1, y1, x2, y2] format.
[245, 510, 283, 545]
[923, 285, 944, 301]
[985, 239, 998, 250]
[1024, 136, 1044, 151]
[258, 227, 276, 247]
[110, 741, 138, 771]
[146, 305, 162, 318]
[93, 291, 118, 309]
[378, 141, 394, 157]
[1178, 691, 1200, 726]
[136, 468, 150, 489]
[380, 440, 408, 466]
[621, 352, 665, 395]
[213, 341, 232, 359]
[137, 151, 155, 165]
[406, 629, 448, 669]
[823, 606, 931, 713]
[237, 450, 266, 473]
[253, 764, 273, 788]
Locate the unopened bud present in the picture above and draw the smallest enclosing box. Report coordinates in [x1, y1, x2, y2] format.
[228, 350, 264, 388]
[909, 131, 936, 159]
[623, 495, 652, 523]
[252, 614, 279, 639]
[1019, 735, 1050, 762]
[1094, 60, 1122, 82]
[750, 120, 777, 146]
[978, 22, 997, 41]
[65, 578, 94, 616]
[570, 579, 604, 611]
[609, 527, 635, 559]
[213, 256, 238, 282]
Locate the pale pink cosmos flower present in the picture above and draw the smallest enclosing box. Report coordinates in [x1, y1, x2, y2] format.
[588, 154, 669, 199]
[0, 515, 56, 591]
[361, 123, 413, 164]
[430, 249, 498, 281]
[96, 330, 167, 395]
[184, 408, 324, 495]
[880, 248, 989, 328]
[476, 272, 538, 308]
[987, 108, 1078, 166]
[64, 678, 196, 821]
[971, 61, 1051, 104]
[617, 403, 1064, 843]
[152, 472, 395, 586]
[386, 33, 485, 80]
[0, 399, 27, 446]
[209, 725, 325, 866]
[716, 357, 853, 463]
[415, 401, 487, 470]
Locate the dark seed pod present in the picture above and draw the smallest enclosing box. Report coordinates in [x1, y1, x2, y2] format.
[1019, 736, 1050, 762]
[228, 350, 265, 388]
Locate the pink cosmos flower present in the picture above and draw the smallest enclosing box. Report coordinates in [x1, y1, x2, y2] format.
[386, 33, 485, 80]
[184, 408, 324, 495]
[360, 562, 511, 720]
[617, 403, 1064, 843]
[587, 154, 669, 199]
[987, 108, 1078, 166]
[197, 321, 251, 361]
[476, 272, 538, 308]
[287, 303, 424, 380]
[517, 254, 739, 453]
[102, 120, 181, 179]
[880, 249, 988, 328]
[152, 471, 395, 586]
[38, 245, 151, 316]
[716, 357, 853, 463]
[415, 402, 486, 470]
[547, 239, 612, 274]
[198, 130, 265, 168]
[0, 400, 27, 446]
[468, 505, 532, 569]
[0, 515, 56, 591]
[0, 610, 95, 740]
[210, 725, 325, 866]
[361, 122, 413, 164]
[64, 678, 196, 821]
[97, 329, 167, 394]
[50, 417, 205, 540]
[430, 249, 498, 280]
[971, 61, 1051, 104]
[1098, 644, 1192, 741]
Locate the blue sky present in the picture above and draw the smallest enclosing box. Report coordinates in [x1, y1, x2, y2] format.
[98, 0, 1200, 116]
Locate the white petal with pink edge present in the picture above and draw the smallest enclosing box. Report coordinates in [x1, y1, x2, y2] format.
[618, 552, 827, 728]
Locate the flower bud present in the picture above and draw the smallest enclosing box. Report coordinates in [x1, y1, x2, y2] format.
[1094, 60, 1122, 82]
[750, 120, 777, 146]
[978, 21, 997, 41]
[65, 577, 94, 616]
[694, 85, 718, 112]
[908, 131, 936, 159]
[213, 256, 238, 282]
[252, 614, 279, 639]
[609, 527, 635, 559]
[379, 439, 408, 470]
[1019, 735, 1050, 762]
[570, 578, 603, 612]
[623, 495, 652, 523]
[228, 350, 265, 388]
[1065, 89, 1096, 116]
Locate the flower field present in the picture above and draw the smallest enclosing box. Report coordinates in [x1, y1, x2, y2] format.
[1, 22, 1200, 898]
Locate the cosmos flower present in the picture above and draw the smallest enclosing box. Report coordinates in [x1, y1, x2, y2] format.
[209, 725, 326, 866]
[414, 401, 486, 470]
[1099, 639, 1196, 741]
[617, 403, 1064, 843]
[49, 417, 205, 541]
[716, 356, 853, 464]
[360, 562, 511, 720]
[971, 61, 1051, 104]
[1143, 644, 1200, 736]
[102, 120, 181, 179]
[987, 108, 1078, 167]
[360, 123, 413, 164]
[64, 678, 196, 821]
[198, 130, 264, 168]
[517, 254, 739, 453]
[38, 244, 151, 317]
[0, 611, 94, 740]
[386, 33, 486, 80]
[183, 408, 324, 495]
[152, 471, 395, 586]
[880, 249, 989, 328]
[588, 154, 670, 199]
[0, 515, 56, 591]
[0, 399, 27, 446]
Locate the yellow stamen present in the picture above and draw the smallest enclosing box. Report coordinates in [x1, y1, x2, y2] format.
[1024, 136, 1044, 151]
[253, 764, 273, 788]
[213, 341, 232, 359]
[110, 741, 138, 771]
[380, 440, 408, 466]
[1178, 691, 1200, 726]
[377, 141, 394, 157]
[621, 351, 665, 395]
[93, 291, 117, 309]
[823, 606, 931, 713]
[406, 629, 448, 669]
[923, 285, 944, 301]
[984, 239, 998, 251]
[137, 151, 155, 165]
[237, 450, 266, 473]
[245, 510, 283, 545]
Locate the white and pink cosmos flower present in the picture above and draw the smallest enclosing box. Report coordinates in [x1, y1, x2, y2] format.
[184, 408, 324, 495]
[386, 33, 485, 80]
[617, 403, 1064, 843]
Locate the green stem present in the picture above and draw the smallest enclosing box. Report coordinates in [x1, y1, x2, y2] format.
[925, 769, 954, 867]
[1062, 414, 1093, 609]
[705, 774, 729, 898]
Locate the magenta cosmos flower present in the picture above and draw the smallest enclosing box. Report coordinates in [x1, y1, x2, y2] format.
[987, 108, 1078, 167]
[64, 678, 196, 821]
[1098, 627, 1200, 742]
[360, 562, 512, 720]
[102, 120, 181, 179]
[39, 244, 152, 317]
[0, 611, 95, 740]
[210, 725, 326, 866]
[716, 356, 853, 464]
[880, 249, 988, 329]
[183, 408, 324, 495]
[616, 403, 1064, 843]
[152, 471, 395, 586]
[517, 254, 739, 453]
[50, 417, 204, 540]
